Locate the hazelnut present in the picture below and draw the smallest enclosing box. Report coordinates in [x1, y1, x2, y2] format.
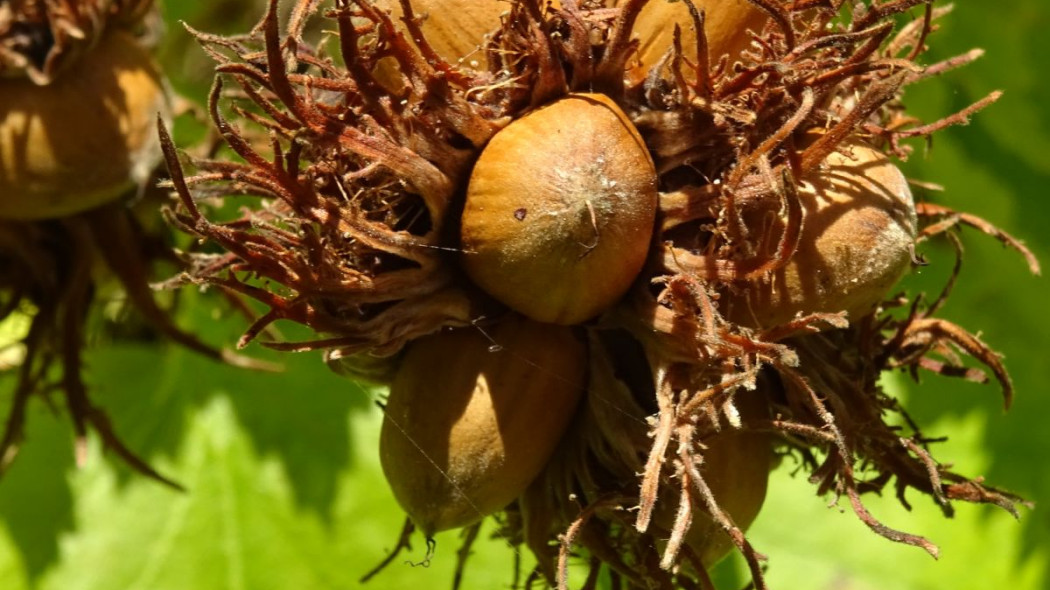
[460, 93, 658, 325]
[630, 0, 768, 81]
[0, 29, 169, 220]
[375, 0, 506, 69]
[375, 0, 766, 76]
[720, 138, 917, 328]
[662, 395, 771, 567]
[379, 314, 586, 535]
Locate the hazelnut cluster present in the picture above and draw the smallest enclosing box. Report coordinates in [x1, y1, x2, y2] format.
[160, 0, 1037, 587]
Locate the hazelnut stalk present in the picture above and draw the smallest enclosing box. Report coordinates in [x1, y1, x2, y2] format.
[161, 0, 1038, 587]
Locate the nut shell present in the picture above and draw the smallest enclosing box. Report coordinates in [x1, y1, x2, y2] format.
[720, 139, 917, 328]
[0, 30, 169, 220]
[374, 0, 765, 78]
[460, 93, 658, 325]
[375, 0, 505, 68]
[379, 315, 586, 536]
[630, 0, 768, 81]
[652, 390, 772, 567]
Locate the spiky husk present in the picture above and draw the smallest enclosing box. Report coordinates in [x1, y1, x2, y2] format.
[0, 204, 201, 488]
[0, 0, 261, 489]
[0, 0, 156, 83]
[160, 1, 1038, 588]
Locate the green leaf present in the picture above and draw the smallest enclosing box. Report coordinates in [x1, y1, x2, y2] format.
[0, 323, 523, 589]
[891, 0, 1050, 575]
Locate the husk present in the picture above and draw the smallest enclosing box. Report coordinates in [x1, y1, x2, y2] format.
[0, 0, 156, 84]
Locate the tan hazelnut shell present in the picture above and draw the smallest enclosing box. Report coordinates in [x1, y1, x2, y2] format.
[460, 92, 658, 325]
[374, 0, 504, 67]
[630, 0, 768, 80]
[375, 0, 766, 73]
[671, 394, 771, 566]
[379, 315, 587, 536]
[0, 29, 169, 220]
[720, 139, 917, 328]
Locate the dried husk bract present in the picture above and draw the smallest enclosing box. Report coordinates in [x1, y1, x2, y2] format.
[519, 333, 774, 584]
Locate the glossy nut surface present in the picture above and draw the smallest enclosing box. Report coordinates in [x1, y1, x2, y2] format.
[630, 0, 768, 81]
[379, 315, 586, 535]
[0, 30, 169, 220]
[374, 0, 765, 78]
[460, 93, 658, 325]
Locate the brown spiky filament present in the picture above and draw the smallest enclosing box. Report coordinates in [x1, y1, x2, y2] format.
[0, 198, 265, 489]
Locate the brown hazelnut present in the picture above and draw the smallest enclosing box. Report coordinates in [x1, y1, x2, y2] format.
[720, 138, 917, 328]
[379, 314, 586, 535]
[460, 93, 658, 325]
[0, 30, 169, 220]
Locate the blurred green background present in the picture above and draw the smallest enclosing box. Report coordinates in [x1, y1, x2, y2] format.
[1, 2, 1047, 589]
